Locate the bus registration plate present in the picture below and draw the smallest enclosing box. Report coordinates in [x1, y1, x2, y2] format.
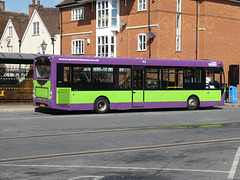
[40, 104, 45, 107]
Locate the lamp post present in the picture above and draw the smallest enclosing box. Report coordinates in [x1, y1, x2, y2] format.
[51, 36, 56, 55]
[40, 40, 47, 54]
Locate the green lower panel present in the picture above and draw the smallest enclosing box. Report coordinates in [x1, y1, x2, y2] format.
[145, 90, 222, 102]
[57, 88, 71, 104]
[35, 87, 49, 99]
[70, 90, 132, 104]
[56, 88, 222, 104]
[34, 80, 51, 100]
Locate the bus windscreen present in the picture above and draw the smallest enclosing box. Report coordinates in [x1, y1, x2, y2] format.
[35, 57, 51, 79]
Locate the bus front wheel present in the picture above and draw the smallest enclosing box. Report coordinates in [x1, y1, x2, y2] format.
[94, 97, 109, 113]
[187, 96, 199, 110]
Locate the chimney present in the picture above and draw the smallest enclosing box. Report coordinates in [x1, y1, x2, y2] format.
[29, 0, 43, 18]
[0, 0, 5, 11]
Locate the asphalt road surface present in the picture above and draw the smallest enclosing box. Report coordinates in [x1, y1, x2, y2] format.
[0, 106, 240, 180]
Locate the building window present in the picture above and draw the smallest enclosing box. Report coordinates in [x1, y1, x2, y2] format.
[138, 34, 146, 51]
[97, 0, 109, 27]
[111, 0, 117, 27]
[97, 36, 115, 57]
[33, 22, 39, 35]
[8, 27, 13, 37]
[176, 0, 181, 52]
[72, 7, 84, 21]
[97, 0, 119, 28]
[72, 39, 84, 54]
[138, 0, 146, 11]
[7, 46, 13, 53]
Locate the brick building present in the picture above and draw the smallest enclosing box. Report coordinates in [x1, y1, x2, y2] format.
[57, 0, 240, 86]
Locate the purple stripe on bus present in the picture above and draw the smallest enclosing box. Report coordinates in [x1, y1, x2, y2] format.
[34, 100, 224, 111]
[200, 101, 224, 107]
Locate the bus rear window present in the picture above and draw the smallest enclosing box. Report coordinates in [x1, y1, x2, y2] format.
[35, 57, 51, 79]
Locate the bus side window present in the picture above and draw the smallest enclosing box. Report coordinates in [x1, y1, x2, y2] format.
[162, 68, 183, 89]
[72, 66, 91, 91]
[92, 67, 114, 90]
[145, 67, 160, 89]
[57, 64, 64, 86]
[184, 68, 204, 90]
[73, 67, 91, 83]
[57, 64, 72, 87]
[64, 67, 70, 83]
[206, 69, 222, 90]
[115, 67, 131, 89]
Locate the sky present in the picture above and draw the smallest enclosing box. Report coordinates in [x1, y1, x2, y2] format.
[5, 0, 63, 14]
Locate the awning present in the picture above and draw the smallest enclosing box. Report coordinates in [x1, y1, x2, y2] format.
[0, 53, 37, 64]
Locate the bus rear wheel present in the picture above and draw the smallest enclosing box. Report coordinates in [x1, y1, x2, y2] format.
[94, 97, 109, 113]
[187, 96, 199, 110]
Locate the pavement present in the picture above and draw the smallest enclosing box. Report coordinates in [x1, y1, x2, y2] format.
[0, 101, 239, 112]
[0, 103, 35, 112]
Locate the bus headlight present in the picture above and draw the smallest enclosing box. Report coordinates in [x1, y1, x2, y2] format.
[50, 90, 52, 100]
[33, 89, 35, 98]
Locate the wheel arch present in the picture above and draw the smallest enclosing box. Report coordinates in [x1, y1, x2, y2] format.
[187, 95, 200, 106]
[94, 96, 110, 105]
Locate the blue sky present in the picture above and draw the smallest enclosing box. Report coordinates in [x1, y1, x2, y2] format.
[5, 0, 63, 13]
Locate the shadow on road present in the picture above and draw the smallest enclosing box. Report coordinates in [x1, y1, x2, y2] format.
[35, 106, 223, 116]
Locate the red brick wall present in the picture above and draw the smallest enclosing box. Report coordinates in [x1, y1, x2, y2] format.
[61, 3, 96, 56]
[198, 0, 240, 86]
[61, 0, 240, 89]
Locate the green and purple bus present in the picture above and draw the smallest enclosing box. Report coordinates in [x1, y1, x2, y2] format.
[33, 55, 225, 113]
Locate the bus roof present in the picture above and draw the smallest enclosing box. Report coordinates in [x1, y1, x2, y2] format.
[36, 55, 223, 68]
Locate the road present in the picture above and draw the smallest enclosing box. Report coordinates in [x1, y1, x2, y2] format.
[0, 107, 240, 180]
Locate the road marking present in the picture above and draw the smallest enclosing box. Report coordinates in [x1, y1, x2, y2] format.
[1, 137, 240, 163]
[68, 176, 104, 180]
[227, 146, 240, 180]
[0, 164, 229, 174]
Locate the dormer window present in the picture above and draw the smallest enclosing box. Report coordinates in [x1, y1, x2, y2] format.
[72, 7, 84, 21]
[33, 22, 39, 36]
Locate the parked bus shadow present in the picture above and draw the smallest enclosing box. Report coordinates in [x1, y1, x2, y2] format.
[35, 106, 223, 116]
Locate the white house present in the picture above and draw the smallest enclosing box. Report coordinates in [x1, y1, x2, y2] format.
[0, 15, 28, 53]
[21, 7, 60, 55]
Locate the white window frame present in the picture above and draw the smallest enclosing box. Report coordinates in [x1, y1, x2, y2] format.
[33, 22, 39, 36]
[138, 34, 147, 51]
[72, 7, 84, 21]
[97, 0, 109, 28]
[97, 35, 116, 57]
[72, 39, 84, 55]
[97, 0, 119, 28]
[138, 0, 146, 11]
[8, 26, 13, 37]
[111, 0, 118, 27]
[176, 0, 181, 52]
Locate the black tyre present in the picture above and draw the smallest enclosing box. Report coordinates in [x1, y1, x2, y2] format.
[187, 96, 199, 110]
[94, 97, 109, 113]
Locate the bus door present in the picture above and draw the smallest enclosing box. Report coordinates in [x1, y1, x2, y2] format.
[132, 66, 144, 107]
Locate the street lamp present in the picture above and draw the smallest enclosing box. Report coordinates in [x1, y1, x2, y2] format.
[41, 40, 47, 54]
[51, 36, 56, 55]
